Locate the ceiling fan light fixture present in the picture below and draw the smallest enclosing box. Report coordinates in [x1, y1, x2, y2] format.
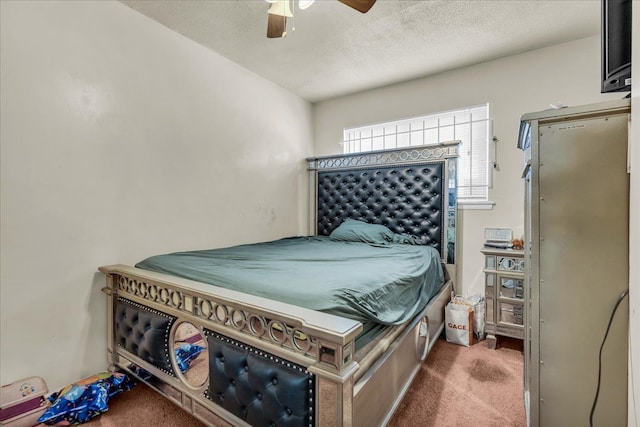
[298, 0, 315, 10]
[338, 0, 376, 13]
[267, 13, 287, 38]
[268, 0, 293, 18]
[266, 0, 375, 39]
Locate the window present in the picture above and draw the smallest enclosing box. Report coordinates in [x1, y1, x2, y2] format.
[342, 104, 492, 204]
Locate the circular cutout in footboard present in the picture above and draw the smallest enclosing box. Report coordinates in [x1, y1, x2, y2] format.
[170, 321, 209, 391]
[415, 316, 430, 362]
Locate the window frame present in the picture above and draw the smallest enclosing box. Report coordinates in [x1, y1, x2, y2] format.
[341, 104, 494, 207]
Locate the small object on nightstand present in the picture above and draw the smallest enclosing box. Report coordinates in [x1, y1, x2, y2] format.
[511, 238, 524, 250]
[481, 247, 525, 350]
[484, 228, 513, 249]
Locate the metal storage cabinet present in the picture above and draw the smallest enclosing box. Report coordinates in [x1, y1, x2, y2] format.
[519, 99, 630, 427]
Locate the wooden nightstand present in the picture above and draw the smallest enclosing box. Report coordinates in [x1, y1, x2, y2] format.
[481, 248, 525, 349]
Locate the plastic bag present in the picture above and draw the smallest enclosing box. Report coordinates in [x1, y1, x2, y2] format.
[38, 372, 134, 425]
[467, 294, 486, 341]
[175, 343, 205, 373]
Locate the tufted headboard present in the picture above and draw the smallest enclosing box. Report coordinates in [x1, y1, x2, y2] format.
[307, 142, 459, 264]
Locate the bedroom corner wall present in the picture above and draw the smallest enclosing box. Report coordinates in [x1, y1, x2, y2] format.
[313, 36, 621, 299]
[0, 1, 312, 390]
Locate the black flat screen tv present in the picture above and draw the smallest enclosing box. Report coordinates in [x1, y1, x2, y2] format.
[602, 0, 632, 93]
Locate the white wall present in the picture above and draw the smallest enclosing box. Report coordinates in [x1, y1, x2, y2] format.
[2, 2, 636, 415]
[628, 3, 639, 425]
[0, 0, 312, 391]
[314, 36, 621, 298]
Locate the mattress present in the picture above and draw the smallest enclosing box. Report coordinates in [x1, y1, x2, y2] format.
[136, 236, 444, 345]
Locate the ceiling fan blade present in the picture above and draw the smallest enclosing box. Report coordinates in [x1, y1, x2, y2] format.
[267, 14, 287, 38]
[338, 0, 376, 13]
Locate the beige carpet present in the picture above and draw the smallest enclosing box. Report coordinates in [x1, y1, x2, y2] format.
[388, 337, 525, 426]
[82, 338, 524, 426]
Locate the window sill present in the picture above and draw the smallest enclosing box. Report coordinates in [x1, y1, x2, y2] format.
[458, 201, 495, 210]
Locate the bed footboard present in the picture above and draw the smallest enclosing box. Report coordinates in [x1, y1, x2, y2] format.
[100, 265, 362, 427]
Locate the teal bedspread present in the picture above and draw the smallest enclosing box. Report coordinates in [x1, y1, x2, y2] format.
[136, 236, 444, 326]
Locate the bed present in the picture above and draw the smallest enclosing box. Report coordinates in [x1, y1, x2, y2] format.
[99, 141, 460, 427]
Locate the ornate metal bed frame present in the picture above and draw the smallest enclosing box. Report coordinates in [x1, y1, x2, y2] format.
[99, 142, 459, 427]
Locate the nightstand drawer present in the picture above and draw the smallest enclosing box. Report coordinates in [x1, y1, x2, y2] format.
[497, 256, 525, 272]
[499, 302, 524, 326]
[500, 277, 524, 299]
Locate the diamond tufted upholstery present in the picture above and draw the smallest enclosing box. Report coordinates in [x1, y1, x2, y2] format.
[317, 163, 444, 254]
[206, 331, 314, 427]
[115, 298, 175, 375]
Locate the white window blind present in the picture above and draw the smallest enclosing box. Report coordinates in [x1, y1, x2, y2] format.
[342, 104, 491, 202]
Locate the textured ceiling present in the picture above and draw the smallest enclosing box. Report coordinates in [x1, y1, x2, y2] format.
[121, 0, 601, 102]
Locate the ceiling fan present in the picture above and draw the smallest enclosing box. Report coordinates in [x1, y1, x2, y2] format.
[266, 0, 377, 38]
